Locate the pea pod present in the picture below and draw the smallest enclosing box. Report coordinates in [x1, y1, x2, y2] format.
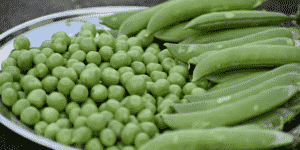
[192, 44, 300, 82]
[139, 127, 294, 150]
[180, 26, 278, 44]
[145, 0, 268, 36]
[183, 10, 296, 31]
[154, 22, 199, 42]
[160, 85, 299, 129]
[165, 28, 299, 63]
[175, 72, 300, 112]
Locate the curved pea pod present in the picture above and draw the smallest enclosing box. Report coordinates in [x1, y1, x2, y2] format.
[145, 0, 268, 36]
[139, 127, 294, 150]
[183, 10, 296, 31]
[180, 26, 277, 44]
[165, 28, 300, 63]
[154, 22, 199, 42]
[192, 44, 300, 82]
[175, 72, 300, 111]
[99, 9, 145, 30]
[160, 85, 299, 129]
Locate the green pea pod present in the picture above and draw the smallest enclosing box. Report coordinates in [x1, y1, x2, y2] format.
[180, 26, 278, 44]
[160, 85, 299, 129]
[99, 9, 145, 30]
[154, 22, 199, 42]
[145, 0, 268, 36]
[139, 127, 294, 150]
[192, 44, 300, 82]
[174, 72, 300, 112]
[183, 10, 296, 31]
[165, 27, 299, 63]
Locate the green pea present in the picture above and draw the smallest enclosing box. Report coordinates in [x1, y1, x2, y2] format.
[41, 76, 58, 93]
[125, 95, 145, 115]
[161, 58, 177, 73]
[86, 51, 101, 65]
[157, 99, 173, 113]
[27, 89, 46, 108]
[157, 49, 172, 63]
[2, 66, 20, 83]
[12, 99, 30, 116]
[106, 146, 119, 150]
[34, 121, 49, 135]
[115, 107, 130, 124]
[144, 102, 156, 114]
[136, 29, 154, 48]
[13, 36, 30, 50]
[169, 65, 189, 78]
[127, 37, 142, 47]
[145, 47, 159, 56]
[40, 40, 52, 49]
[21, 75, 42, 93]
[98, 102, 108, 112]
[51, 31, 71, 46]
[99, 46, 114, 62]
[122, 146, 136, 150]
[127, 49, 143, 62]
[41, 48, 54, 58]
[167, 72, 186, 87]
[56, 128, 73, 146]
[145, 81, 153, 93]
[17, 51, 33, 71]
[80, 67, 101, 88]
[107, 85, 125, 101]
[78, 29, 93, 37]
[72, 36, 84, 45]
[20, 106, 41, 126]
[34, 63, 48, 79]
[70, 84, 89, 103]
[81, 22, 97, 37]
[142, 52, 158, 65]
[101, 110, 114, 122]
[84, 138, 104, 150]
[17, 91, 26, 99]
[116, 34, 128, 41]
[139, 121, 159, 138]
[0, 72, 13, 87]
[134, 132, 150, 149]
[129, 46, 144, 54]
[0, 82, 14, 94]
[142, 93, 156, 105]
[90, 84, 108, 102]
[51, 37, 68, 53]
[12, 82, 20, 91]
[1, 57, 17, 70]
[99, 62, 111, 70]
[191, 87, 207, 95]
[96, 33, 115, 48]
[110, 51, 132, 69]
[80, 103, 98, 117]
[108, 119, 124, 138]
[46, 92, 67, 112]
[73, 116, 87, 128]
[151, 79, 170, 97]
[146, 63, 163, 75]
[70, 62, 86, 75]
[137, 109, 154, 123]
[105, 99, 122, 113]
[71, 126, 92, 144]
[121, 123, 140, 145]
[100, 128, 117, 147]
[126, 75, 147, 96]
[1, 88, 18, 107]
[51, 66, 66, 79]
[69, 107, 81, 123]
[33, 53, 47, 65]
[131, 61, 146, 75]
[101, 67, 120, 86]
[115, 40, 129, 52]
[45, 53, 65, 71]
[86, 113, 108, 131]
[70, 50, 86, 62]
[8, 50, 23, 60]
[56, 77, 75, 96]
[79, 37, 97, 53]
[120, 71, 135, 86]
[150, 71, 167, 82]
[41, 107, 59, 123]
[65, 102, 80, 114]
[118, 66, 134, 75]
[56, 118, 71, 128]
[68, 44, 80, 56]
[169, 84, 182, 98]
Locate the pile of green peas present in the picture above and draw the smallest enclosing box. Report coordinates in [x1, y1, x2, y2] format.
[0, 22, 208, 149]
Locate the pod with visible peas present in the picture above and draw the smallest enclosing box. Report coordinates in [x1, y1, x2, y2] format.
[139, 127, 294, 150]
[174, 72, 300, 112]
[160, 85, 299, 129]
[165, 28, 300, 63]
[183, 10, 297, 31]
[192, 45, 300, 82]
[145, 0, 268, 36]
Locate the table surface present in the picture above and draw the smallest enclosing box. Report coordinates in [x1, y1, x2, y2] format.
[1, 0, 300, 149]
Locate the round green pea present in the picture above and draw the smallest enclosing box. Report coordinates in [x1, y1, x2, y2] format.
[57, 77, 75, 96]
[108, 120, 124, 138]
[191, 87, 207, 95]
[115, 40, 129, 52]
[90, 84, 108, 102]
[146, 63, 163, 75]
[161, 58, 177, 72]
[96, 33, 115, 48]
[167, 72, 186, 87]
[46, 92, 67, 111]
[125, 95, 145, 115]
[12, 99, 30, 116]
[129, 46, 144, 54]
[115, 107, 130, 124]
[157, 49, 172, 63]
[56, 128, 73, 145]
[27, 89, 46, 108]
[86, 51, 101, 65]
[127, 37, 142, 47]
[68, 44, 80, 56]
[70, 62, 86, 75]
[134, 132, 150, 149]
[20, 106, 41, 126]
[81, 22, 97, 37]
[8, 51, 23, 60]
[69, 107, 81, 123]
[150, 71, 167, 82]
[116, 34, 128, 41]
[41, 107, 60, 123]
[1, 57, 17, 70]
[99, 62, 111, 70]
[72, 126, 92, 144]
[145, 47, 159, 56]
[33, 53, 47, 65]
[169, 65, 189, 78]
[127, 49, 143, 62]
[126, 75, 147, 96]
[142, 52, 158, 65]
[110, 51, 132, 69]
[41, 48, 54, 58]
[70, 50, 86, 62]
[165, 94, 180, 103]
[17, 51, 33, 71]
[40, 40, 52, 49]
[169, 84, 182, 98]
[105, 99, 122, 113]
[51, 31, 71, 46]
[13, 36, 30, 50]
[139, 122, 159, 138]
[44, 123, 61, 139]
[51, 66, 66, 79]
[101, 67, 120, 86]
[79, 29, 93, 37]
[151, 79, 170, 97]
[101, 110, 114, 122]
[99, 46, 114, 62]
[131, 61, 146, 75]
[120, 71, 135, 86]
[80, 103, 98, 117]
[3, 65, 21, 82]
[41, 76, 58, 93]
[45, 53, 65, 70]
[1, 88, 18, 107]
[65, 101, 80, 114]
[100, 128, 117, 147]
[144, 102, 156, 115]
[70, 84, 89, 103]
[79, 37, 97, 53]
[108, 85, 125, 101]
[86, 113, 108, 131]
[118, 66, 134, 75]
[56, 118, 71, 128]
[137, 109, 154, 123]
[51, 37, 68, 53]
[73, 116, 87, 128]
[182, 82, 198, 95]
[34, 121, 49, 135]
[85, 138, 104, 150]
[34, 63, 49, 79]
[121, 123, 140, 145]
[0, 72, 13, 87]
[80, 67, 101, 88]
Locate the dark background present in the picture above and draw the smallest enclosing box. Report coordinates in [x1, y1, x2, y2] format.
[1, 0, 300, 150]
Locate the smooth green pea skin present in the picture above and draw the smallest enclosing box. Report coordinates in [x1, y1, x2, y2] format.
[142, 93, 156, 106]
[62, 67, 78, 83]
[17, 91, 26, 99]
[101, 67, 120, 86]
[169, 84, 182, 98]
[0, 82, 14, 94]
[108, 85, 125, 101]
[45, 53, 65, 70]
[12, 99, 30, 116]
[68, 44, 81, 56]
[99, 62, 111, 70]
[157, 99, 174, 113]
[44, 123, 61, 140]
[182, 82, 198, 95]
[125, 95, 145, 115]
[99, 46, 114, 62]
[106, 146, 119, 150]
[191, 87, 207, 95]
[118, 66, 134, 75]
[13, 36, 30, 50]
[56, 118, 71, 128]
[41, 48, 54, 58]
[137, 109, 154, 123]
[12, 82, 20, 91]
[83, 97, 97, 106]
[70, 84, 89, 103]
[100, 128, 117, 147]
[69, 107, 81, 124]
[131, 61, 146, 75]
[57, 77, 75, 96]
[66, 58, 78, 68]
[70, 50, 86, 62]
[100, 110, 114, 123]
[105, 99, 122, 113]
[138, 74, 152, 83]
[1, 88, 18, 107]
[73, 116, 87, 128]
[146, 81, 154, 93]
[145, 47, 160, 56]
[41, 76, 58, 93]
[108, 120, 124, 138]
[50, 37, 68, 53]
[81, 22, 97, 36]
[22, 77, 43, 94]
[146, 63, 163, 75]
[96, 33, 115, 48]
[127, 49, 143, 62]
[29, 48, 41, 57]
[127, 37, 142, 48]
[115, 107, 130, 124]
[80, 67, 101, 88]
[122, 146, 136, 150]
[27, 89, 47, 108]
[26, 68, 37, 77]
[71, 126, 92, 144]
[165, 94, 180, 103]
[34, 63, 49, 79]
[34, 121, 49, 135]
[90, 84, 108, 103]
[129, 46, 144, 54]
[120, 71, 135, 86]
[126, 75, 147, 96]
[8, 50, 23, 60]
[78, 29, 94, 37]
[167, 72, 186, 87]
[70, 62, 86, 76]
[169, 65, 189, 78]
[1, 57, 17, 70]
[63, 51, 70, 59]
[20, 106, 41, 126]
[41, 107, 60, 123]
[51, 66, 66, 79]
[86, 113, 108, 132]
[40, 40, 52, 49]
[51, 31, 71, 46]
[86, 51, 101, 65]
[72, 36, 84, 45]
[116, 34, 128, 41]
[157, 49, 172, 63]
[139, 122, 159, 138]
[121, 123, 141, 145]
[110, 51, 132, 69]
[115, 39, 129, 52]
[17, 51, 33, 71]
[80, 103, 98, 117]
[161, 58, 177, 73]
[0, 72, 13, 87]
[98, 102, 108, 112]
[85, 138, 104, 150]
[3, 66, 21, 82]
[65, 101, 80, 114]
[151, 79, 170, 97]
[56, 128, 73, 146]
[33, 53, 47, 65]
[46, 92, 67, 112]
[134, 132, 150, 149]
[150, 71, 167, 82]
[142, 52, 158, 65]
[79, 37, 97, 53]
